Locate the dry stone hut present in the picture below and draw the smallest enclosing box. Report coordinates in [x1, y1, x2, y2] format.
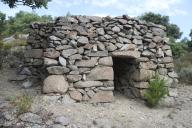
[24, 15, 178, 102]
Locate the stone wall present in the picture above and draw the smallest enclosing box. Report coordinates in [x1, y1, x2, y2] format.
[24, 15, 178, 102]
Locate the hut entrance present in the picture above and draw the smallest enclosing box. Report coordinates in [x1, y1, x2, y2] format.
[112, 57, 138, 98]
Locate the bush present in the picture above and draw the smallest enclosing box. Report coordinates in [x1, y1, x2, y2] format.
[144, 74, 169, 107]
[170, 42, 188, 58]
[11, 94, 33, 115]
[178, 67, 192, 84]
[2, 39, 27, 50]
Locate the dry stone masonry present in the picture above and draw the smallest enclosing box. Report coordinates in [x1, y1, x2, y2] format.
[24, 15, 178, 102]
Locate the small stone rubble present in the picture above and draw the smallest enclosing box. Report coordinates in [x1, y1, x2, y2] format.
[24, 15, 178, 102]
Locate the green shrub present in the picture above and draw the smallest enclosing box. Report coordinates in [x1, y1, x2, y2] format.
[178, 67, 192, 84]
[2, 39, 27, 50]
[144, 74, 169, 107]
[11, 94, 33, 115]
[170, 42, 188, 58]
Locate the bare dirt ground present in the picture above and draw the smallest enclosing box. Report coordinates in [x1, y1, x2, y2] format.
[0, 68, 192, 128]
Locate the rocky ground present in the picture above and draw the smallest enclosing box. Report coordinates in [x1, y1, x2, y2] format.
[0, 68, 192, 128]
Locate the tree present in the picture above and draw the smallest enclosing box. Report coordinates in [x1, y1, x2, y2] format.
[139, 12, 182, 39]
[189, 29, 192, 40]
[0, 11, 6, 38]
[3, 11, 53, 36]
[1, 0, 51, 9]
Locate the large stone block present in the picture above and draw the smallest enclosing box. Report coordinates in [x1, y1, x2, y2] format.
[47, 66, 70, 74]
[75, 57, 98, 67]
[87, 66, 114, 81]
[112, 51, 140, 58]
[25, 49, 43, 58]
[43, 75, 69, 94]
[91, 91, 114, 103]
[74, 81, 103, 88]
[98, 57, 113, 66]
[87, 51, 108, 57]
[132, 69, 155, 81]
[139, 62, 157, 70]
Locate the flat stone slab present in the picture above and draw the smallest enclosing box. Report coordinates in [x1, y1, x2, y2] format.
[87, 66, 114, 81]
[111, 51, 140, 58]
[74, 81, 103, 88]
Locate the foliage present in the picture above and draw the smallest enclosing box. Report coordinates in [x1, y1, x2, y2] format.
[3, 11, 52, 36]
[178, 67, 192, 84]
[144, 74, 169, 107]
[139, 12, 182, 39]
[3, 39, 27, 50]
[170, 39, 188, 58]
[10, 94, 33, 115]
[1, 0, 51, 9]
[0, 11, 6, 38]
[174, 54, 192, 72]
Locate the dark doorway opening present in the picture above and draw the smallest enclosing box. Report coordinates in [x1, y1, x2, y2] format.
[112, 57, 138, 98]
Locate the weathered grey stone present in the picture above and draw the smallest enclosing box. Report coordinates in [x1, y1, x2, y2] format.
[133, 39, 142, 45]
[19, 113, 43, 124]
[49, 35, 61, 41]
[120, 44, 136, 51]
[162, 45, 171, 50]
[77, 36, 89, 45]
[164, 50, 172, 56]
[96, 28, 105, 35]
[148, 42, 156, 49]
[77, 16, 90, 23]
[87, 66, 114, 80]
[98, 86, 114, 91]
[166, 63, 174, 68]
[87, 90, 95, 98]
[62, 49, 77, 58]
[141, 50, 153, 57]
[132, 69, 155, 81]
[84, 43, 93, 50]
[22, 80, 32, 88]
[151, 27, 165, 37]
[43, 75, 69, 94]
[162, 57, 173, 63]
[97, 41, 105, 51]
[78, 68, 91, 74]
[98, 57, 113, 66]
[158, 68, 167, 75]
[69, 54, 82, 60]
[69, 90, 82, 101]
[69, 40, 77, 48]
[44, 58, 58, 66]
[77, 47, 84, 54]
[25, 49, 43, 58]
[74, 81, 103, 88]
[54, 116, 70, 126]
[73, 26, 88, 35]
[87, 51, 108, 57]
[66, 75, 82, 82]
[112, 26, 120, 32]
[133, 82, 148, 89]
[44, 48, 60, 59]
[91, 91, 114, 103]
[58, 56, 67, 66]
[153, 36, 163, 42]
[168, 71, 178, 78]
[75, 57, 98, 67]
[139, 62, 157, 70]
[118, 19, 127, 24]
[47, 66, 70, 74]
[103, 81, 114, 87]
[112, 51, 140, 58]
[157, 48, 164, 57]
[69, 71, 79, 75]
[107, 43, 117, 52]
